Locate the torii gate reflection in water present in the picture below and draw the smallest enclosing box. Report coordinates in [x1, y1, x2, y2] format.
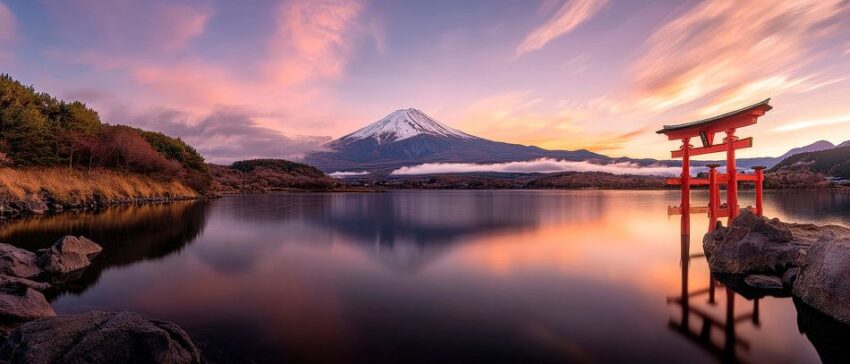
[659, 99, 773, 363]
[657, 98, 772, 230]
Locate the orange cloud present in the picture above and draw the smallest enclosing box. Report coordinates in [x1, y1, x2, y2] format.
[516, 0, 608, 57]
[632, 0, 847, 112]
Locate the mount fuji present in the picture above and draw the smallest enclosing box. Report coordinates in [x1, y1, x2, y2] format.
[303, 108, 608, 172]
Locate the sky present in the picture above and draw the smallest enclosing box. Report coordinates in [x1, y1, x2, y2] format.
[1, 0, 850, 163]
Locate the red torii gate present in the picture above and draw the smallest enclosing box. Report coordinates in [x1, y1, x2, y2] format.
[657, 99, 772, 226]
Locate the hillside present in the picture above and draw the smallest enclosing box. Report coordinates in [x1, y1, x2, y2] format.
[210, 159, 339, 193]
[770, 146, 850, 179]
[0, 74, 209, 214]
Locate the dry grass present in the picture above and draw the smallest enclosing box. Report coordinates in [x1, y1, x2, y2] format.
[0, 167, 198, 202]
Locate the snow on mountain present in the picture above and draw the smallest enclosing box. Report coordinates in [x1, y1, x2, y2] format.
[341, 108, 476, 145]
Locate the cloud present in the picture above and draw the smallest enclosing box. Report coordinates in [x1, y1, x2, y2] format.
[328, 171, 370, 178]
[773, 113, 850, 132]
[516, 0, 608, 57]
[43, 0, 212, 53]
[266, 0, 364, 85]
[390, 158, 683, 176]
[119, 106, 332, 164]
[0, 2, 14, 42]
[631, 0, 848, 112]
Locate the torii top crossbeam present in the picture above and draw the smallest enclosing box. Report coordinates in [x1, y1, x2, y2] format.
[657, 98, 773, 224]
[656, 99, 772, 157]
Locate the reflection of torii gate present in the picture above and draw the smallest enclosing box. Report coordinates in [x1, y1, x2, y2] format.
[659, 100, 774, 363]
[667, 231, 760, 364]
[657, 99, 773, 228]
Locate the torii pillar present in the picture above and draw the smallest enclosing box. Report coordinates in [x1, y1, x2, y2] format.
[658, 99, 773, 225]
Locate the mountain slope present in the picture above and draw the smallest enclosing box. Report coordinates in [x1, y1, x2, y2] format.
[770, 146, 850, 178]
[304, 108, 607, 172]
[693, 140, 836, 169]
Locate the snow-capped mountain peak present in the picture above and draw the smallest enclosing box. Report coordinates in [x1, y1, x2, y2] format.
[341, 108, 476, 145]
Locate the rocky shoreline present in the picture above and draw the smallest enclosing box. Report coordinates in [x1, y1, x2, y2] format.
[0, 193, 201, 218]
[0, 236, 203, 363]
[703, 211, 850, 325]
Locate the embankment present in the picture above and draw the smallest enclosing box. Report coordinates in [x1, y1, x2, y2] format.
[0, 168, 200, 216]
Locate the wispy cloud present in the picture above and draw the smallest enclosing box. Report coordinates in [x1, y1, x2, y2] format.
[391, 158, 682, 176]
[266, 0, 363, 85]
[774, 113, 850, 132]
[329, 171, 370, 178]
[516, 0, 607, 57]
[0, 2, 15, 42]
[632, 0, 847, 112]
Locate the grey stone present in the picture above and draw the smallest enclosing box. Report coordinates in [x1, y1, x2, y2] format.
[0, 244, 40, 279]
[793, 240, 850, 325]
[0, 311, 203, 364]
[0, 288, 55, 322]
[782, 267, 800, 289]
[0, 275, 50, 292]
[37, 236, 102, 274]
[744, 274, 784, 290]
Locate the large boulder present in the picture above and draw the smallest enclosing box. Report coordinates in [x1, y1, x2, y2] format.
[37, 236, 102, 274]
[793, 240, 850, 325]
[0, 244, 40, 279]
[702, 211, 848, 274]
[0, 275, 50, 292]
[0, 288, 55, 322]
[0, 311, 203, 364]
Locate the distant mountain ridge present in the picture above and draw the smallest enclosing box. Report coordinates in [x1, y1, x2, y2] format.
[693, 140, 839, 169]
[304, 108, 607, 172]
[303, 107, 850, 174]
[770, 145, 850, 178]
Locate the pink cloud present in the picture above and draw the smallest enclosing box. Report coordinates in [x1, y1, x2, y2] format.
[266, 0, 364, 85]
[631, 0, 848, 112]
[516, 0, 608, 57]
[154, 3, 213, 51]
[0, 2, 15, 42]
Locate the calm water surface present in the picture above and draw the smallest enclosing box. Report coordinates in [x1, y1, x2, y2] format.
[2, 190, 850, 363]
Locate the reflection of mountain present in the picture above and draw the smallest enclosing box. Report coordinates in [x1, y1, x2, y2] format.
[0, 201, 211, 299]
[767, 191, 850, 224]
[311, 192, 606, 272]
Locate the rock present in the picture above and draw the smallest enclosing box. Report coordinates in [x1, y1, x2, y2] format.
[37, 236, 102, 274]
[0, 244, 40, 279]
[782, 267, 800, 289]
[744, 274, 783, 290]
[0, 288, 55, 322]
[793, 240, 850, 325]
[0, 275, 50, 291]
[24, 201, 47, 215]
[0, 311, 203, 364]
[702, 210, 848, 274]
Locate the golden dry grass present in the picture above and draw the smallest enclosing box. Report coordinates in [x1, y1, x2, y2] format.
[0, 167, 198, 202]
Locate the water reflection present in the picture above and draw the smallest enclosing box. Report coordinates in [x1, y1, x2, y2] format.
[668, 191, 850, 363]
[0, 191, 848, 362]
[0, 201, 211, 299]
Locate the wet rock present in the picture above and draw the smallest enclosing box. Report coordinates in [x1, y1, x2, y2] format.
[795, 297, 850, 364]
[702, 210, 848, 274]
[0, 275, 50, 292]
[793, 240, 850, 325]
[0, 244, 40, 279]
[782, 267, 800, 289]
[37, 236, 102, 274]
[744, 274, 783, 290]
[0, 311, 203, 364]
[24, 201, 47, 215]
[0, 288, 55, 322]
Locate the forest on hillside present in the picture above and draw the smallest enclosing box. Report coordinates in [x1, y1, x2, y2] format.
[0, 74, 210, 192]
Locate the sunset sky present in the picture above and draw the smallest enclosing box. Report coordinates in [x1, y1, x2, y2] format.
[1, 0, 849, 163]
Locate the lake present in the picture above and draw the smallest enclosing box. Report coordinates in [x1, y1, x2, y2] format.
[2, 190, 849, 363]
